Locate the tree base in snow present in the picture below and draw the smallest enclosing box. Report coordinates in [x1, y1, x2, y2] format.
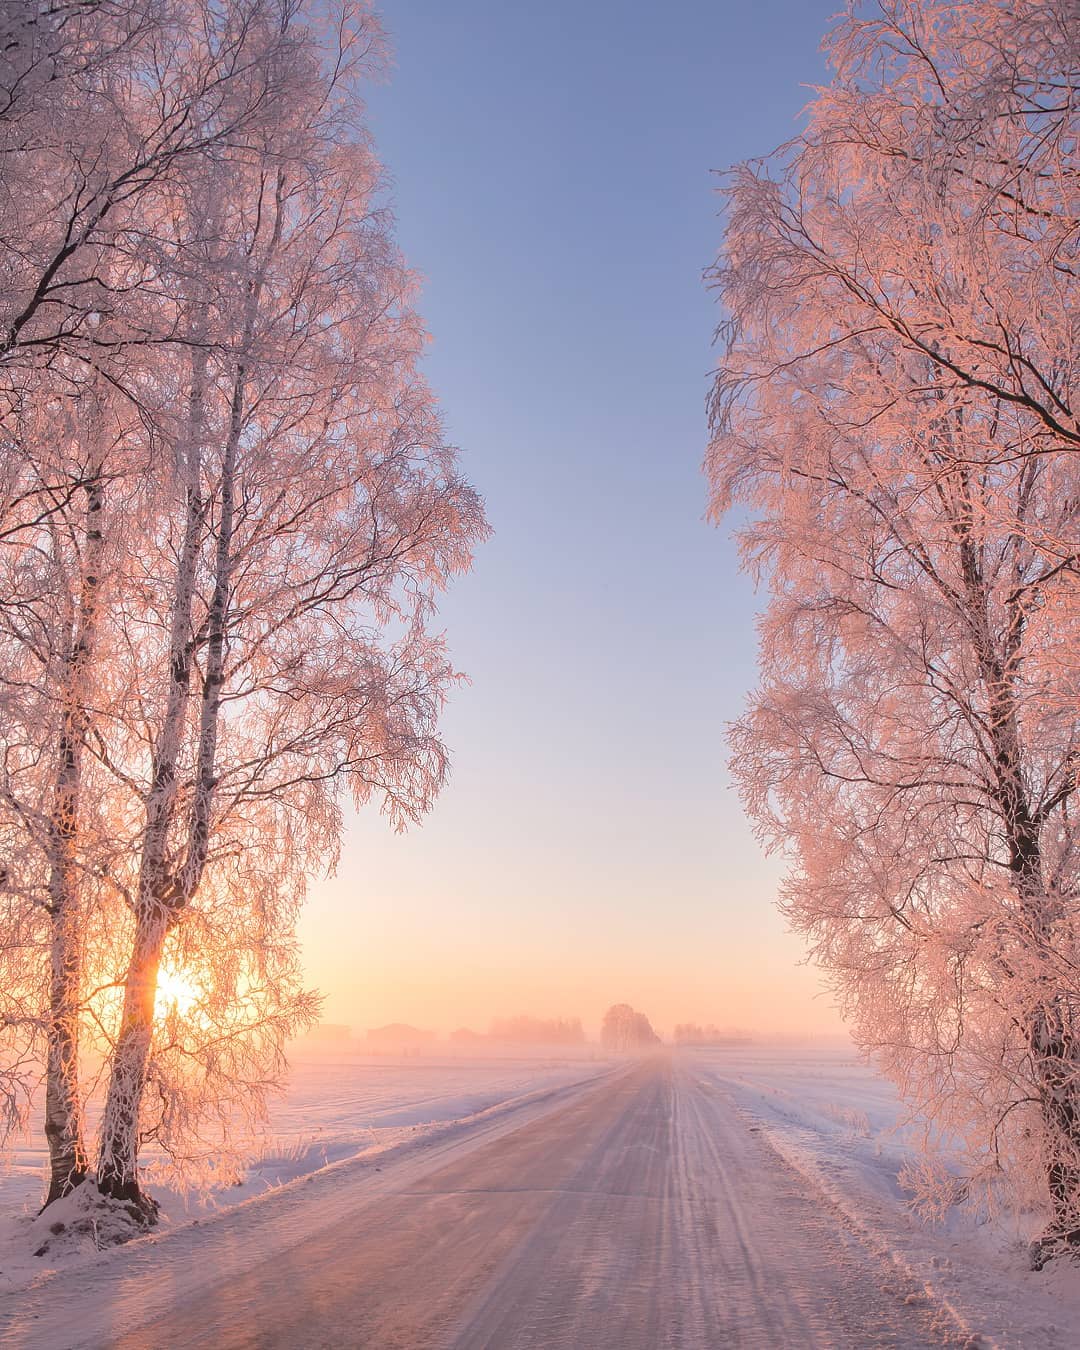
[1028, 1230, 1080, 1271]
[28, 1180, 160, 1259]
[41, 1169, 89, 1210]
[96, 1172, 161, 1226]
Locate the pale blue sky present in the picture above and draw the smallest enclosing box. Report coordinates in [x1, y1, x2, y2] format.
[301, 0, 844, 1037]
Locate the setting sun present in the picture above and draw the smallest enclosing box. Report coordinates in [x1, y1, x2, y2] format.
[154, 968, 201, 1020]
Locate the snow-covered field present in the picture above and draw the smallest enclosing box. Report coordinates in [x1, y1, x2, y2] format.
[209, 1046, 616, 1205]
[0, 1046, 613, 1295]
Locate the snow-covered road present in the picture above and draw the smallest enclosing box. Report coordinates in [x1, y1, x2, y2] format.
[2, 1054, 978, 1348]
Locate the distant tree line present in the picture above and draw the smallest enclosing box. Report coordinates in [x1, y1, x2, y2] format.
[487, 1016, 585, 1046]
[672, 1024, 750, 1048]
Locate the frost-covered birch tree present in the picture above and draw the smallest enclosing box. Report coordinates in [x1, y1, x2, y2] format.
[708, 0, 1080, 1259]
[0, 373, 134, 1202]
[0, 0, 486, 1224]
[89, 9, 486, 1213]
[0, 0, 300, 372]
[0, 0, 340, 1208]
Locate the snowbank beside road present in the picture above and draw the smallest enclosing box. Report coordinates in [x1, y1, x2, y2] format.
[693, 1044, 1080, 1349]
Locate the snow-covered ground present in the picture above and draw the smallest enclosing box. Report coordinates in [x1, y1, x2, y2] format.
[202, 1046, 616, 1207]
[5, 1044, 1080, 1348]
[0, 1046, 612, 1296]
[695, 1042, 1080, 1346]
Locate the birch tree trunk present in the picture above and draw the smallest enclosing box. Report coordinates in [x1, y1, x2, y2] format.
[42, 470, 105, 1204]
[966, 538, 1080, 1247]
[96, 356, 237, 1210]
[94, 904, 169, 1211]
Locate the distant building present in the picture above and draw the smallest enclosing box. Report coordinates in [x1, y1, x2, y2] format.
[306, 1023, 352, 1042]
[365, 1023, 437, 1054]
[449, 1027, 486, 1044]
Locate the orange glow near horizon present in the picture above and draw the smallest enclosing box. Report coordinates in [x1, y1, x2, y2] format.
[297, 807, 848, 1044]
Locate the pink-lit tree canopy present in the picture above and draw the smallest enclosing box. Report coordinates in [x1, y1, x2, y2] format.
[0, 0, 487, 1221]
[708, 0, 1080, 1259]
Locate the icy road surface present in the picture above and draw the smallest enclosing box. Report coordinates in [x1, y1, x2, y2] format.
[1, 1054, 979, 1349]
